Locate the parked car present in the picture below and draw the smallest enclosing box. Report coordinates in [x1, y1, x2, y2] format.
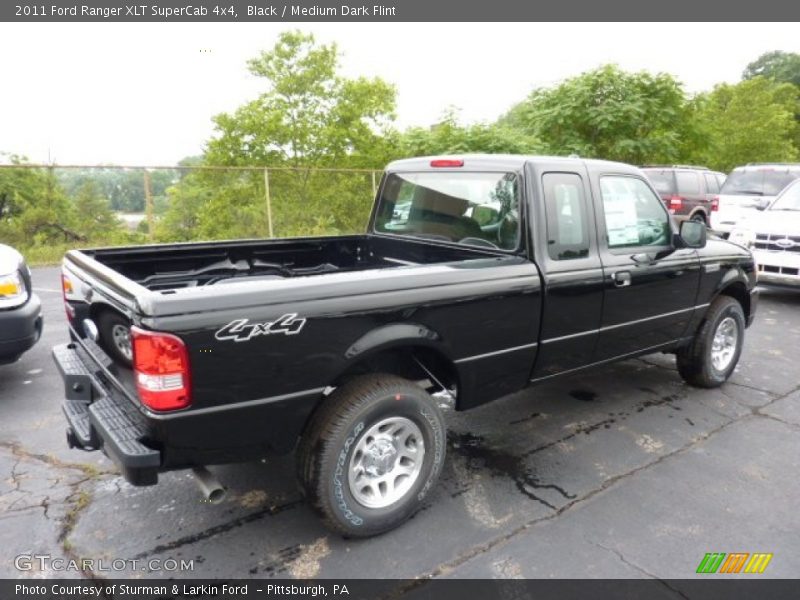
[641, 165, 726, 225]
[729, 177, 800, 287]
[711, 163, 800, 236]
[54, 155, 758, 537]
[0, 243, 43, 364]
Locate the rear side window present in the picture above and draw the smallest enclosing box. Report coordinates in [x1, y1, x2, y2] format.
[643, 170, 675, 195]
[675, 171, 701, 195]
[543, 173, 589, 261]
[704, 173, 720, 194]
[600, 176, 671, 249]
[374, 171, 520, 250]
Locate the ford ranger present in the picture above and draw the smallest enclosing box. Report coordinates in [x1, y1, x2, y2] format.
[53, 155, 758, 536]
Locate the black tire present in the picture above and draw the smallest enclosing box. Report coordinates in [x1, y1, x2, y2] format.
[691, 213, 707, 225]
[297, 374, 446, 537]
[97, 310, 133, 367]
[677, 296, 745, 388]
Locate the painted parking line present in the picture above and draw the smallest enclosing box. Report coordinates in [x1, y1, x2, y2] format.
[33, 288, 62, 293]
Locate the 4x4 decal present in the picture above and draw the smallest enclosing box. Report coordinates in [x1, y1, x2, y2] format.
[215, 314, 306, 342]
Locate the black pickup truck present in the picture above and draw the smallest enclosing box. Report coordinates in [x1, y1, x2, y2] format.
[54, 155, 758, 536]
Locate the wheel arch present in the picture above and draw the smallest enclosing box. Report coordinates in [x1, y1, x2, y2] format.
[333, 321, 460, 399]
[295, 323, 460, 450]
[714, 273, 752, 324]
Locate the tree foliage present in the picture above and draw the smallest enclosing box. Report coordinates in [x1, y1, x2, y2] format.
[398, 109, 542, 157]
[161, 31, 394, 242]
[743, 51, 800, 87]
[0, 154, 135, 252]
[689, 77, 799, 172]
[503, 65, 697, 164]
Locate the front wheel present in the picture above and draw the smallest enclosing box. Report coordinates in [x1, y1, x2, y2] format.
[677, 296, 745, 388]
[297, 374, 446, 537]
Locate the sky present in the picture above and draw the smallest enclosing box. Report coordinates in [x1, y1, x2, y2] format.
[0, 22, 798, 165]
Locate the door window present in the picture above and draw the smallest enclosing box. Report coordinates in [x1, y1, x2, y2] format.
[543, 173, 589, 260]
[600, 176, 671, 249]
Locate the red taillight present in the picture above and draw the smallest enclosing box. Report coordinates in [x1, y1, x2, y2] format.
[61, 273, 75, 321]
[711, 196, 719, 212]
[669, 195, 684, 210]
[430, 159, 464, 168]
[131, 326, 191, 411]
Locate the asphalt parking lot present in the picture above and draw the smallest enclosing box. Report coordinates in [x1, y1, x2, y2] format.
[1, 266, 799, 581]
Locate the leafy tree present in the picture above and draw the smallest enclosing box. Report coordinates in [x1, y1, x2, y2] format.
[72, 180, 122, 240]
[162, 31, 395, 241]
[689, 77, 799, 172]
[0, 155, 82, 245]
[59, 168, 175, 212]
[206, 31, 395, 169]
[743, 51, 800, 87]
[398, 108, 542, 157]
[502, 65, 696, 164]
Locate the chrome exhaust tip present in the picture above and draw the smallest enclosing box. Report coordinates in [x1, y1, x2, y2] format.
[191, 466, 226, 504]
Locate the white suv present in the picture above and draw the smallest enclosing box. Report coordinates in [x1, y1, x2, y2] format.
[730, 178, 800, 287]
[711, 164, 800, 236]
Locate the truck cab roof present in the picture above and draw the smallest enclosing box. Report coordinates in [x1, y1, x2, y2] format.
[385, 154, 641, 174]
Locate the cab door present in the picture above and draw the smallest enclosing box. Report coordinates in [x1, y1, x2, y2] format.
[529, 167, 605, 379]
[591, 173, 701, 361]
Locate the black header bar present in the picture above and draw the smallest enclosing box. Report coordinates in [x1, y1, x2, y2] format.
[2, 0, 797, 22]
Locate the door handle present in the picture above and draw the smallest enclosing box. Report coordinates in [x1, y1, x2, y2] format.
[612, 271, 631, 287]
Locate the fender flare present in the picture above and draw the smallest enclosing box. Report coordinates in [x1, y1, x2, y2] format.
[344, 322, 448, 361]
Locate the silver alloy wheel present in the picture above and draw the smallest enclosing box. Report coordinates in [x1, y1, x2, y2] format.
[111, 323, 133, 361]
[710, 316, 738, 372]
[348, 416, 425, 509]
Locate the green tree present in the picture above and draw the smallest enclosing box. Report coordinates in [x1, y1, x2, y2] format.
[161, 31, 395, 242]
[502, 65, 696, 164]
[398, 109, 542, 157]
[690, 77, 799, 172]
[743, 51, 800, 87]
[0, 155, 82, 246]
[72, 180, 122, 240]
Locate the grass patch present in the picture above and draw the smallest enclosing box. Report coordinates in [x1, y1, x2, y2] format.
[21, 244, 76, 267]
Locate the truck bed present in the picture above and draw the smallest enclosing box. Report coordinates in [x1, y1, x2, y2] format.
[80, 235, 498, 292]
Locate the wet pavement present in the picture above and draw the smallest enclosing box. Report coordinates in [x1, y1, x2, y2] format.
[1, 267, 798, 581]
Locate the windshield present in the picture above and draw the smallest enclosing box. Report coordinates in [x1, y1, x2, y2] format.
[720, 168, 800, 197]
[771, 180, 800, 211]
[374, 171, 520, 250]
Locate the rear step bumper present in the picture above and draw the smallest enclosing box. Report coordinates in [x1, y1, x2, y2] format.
[53, 343, 160, 486]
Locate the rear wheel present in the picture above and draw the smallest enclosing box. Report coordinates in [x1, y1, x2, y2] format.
[677, 296, 745, 388]
[691, 213, 707, 225]
[297, 374, 446, 537]
[97, 310, 133, 366]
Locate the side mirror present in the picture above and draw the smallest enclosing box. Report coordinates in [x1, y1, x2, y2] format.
[678, 219, 706, 249]
[755, 198, 770, 211]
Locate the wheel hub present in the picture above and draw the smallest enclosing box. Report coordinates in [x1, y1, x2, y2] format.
[711, 316, 738, 372]
[363, 437, 398, 477]
[348, 416, 425, 509]
[111, 323, 133, 360]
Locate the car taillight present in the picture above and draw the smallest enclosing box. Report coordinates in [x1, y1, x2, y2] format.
[711, 196, 719, 212]
[61, 273, 76, 321]
[131, 326, 191, 411]
[669, 195, 684, 210]
[430, 159, 464, 168]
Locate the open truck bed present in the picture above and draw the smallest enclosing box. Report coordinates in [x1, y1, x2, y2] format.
[80, 235, 496, 293]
